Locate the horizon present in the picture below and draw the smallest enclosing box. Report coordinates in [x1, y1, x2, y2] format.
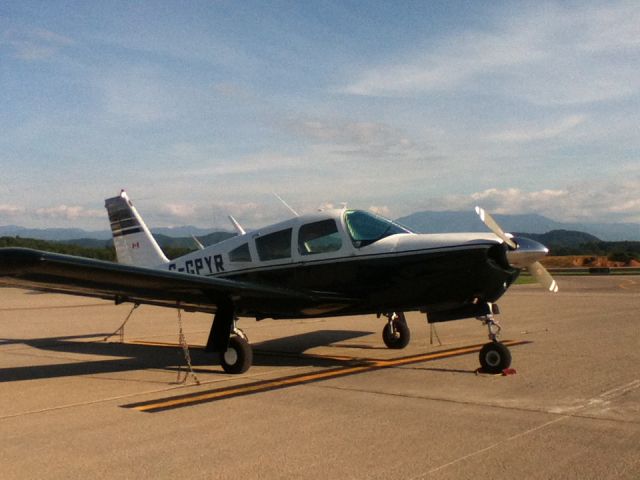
[2, 208, 638, 239]
[1, 1, 639, 230]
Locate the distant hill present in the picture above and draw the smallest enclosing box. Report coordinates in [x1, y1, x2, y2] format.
[2, 210, 638, 243]
[513, 230, 601, 248]
[0, 224, 229, 242]
[0, 225, 112, 241]
[0, 237, 115, 261]
[2, 228, 637, 263]
[396, 211, 640, 241]
[506, 230, 639, 259]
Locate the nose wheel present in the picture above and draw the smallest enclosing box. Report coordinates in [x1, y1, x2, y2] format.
[477, 309, 512, 374]
[479, 341, 512, 374]
[381, 312, 410, 349]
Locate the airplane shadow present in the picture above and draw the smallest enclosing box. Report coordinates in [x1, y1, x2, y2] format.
[0, 330, 372, 383]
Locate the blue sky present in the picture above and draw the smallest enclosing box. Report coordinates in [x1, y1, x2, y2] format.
[1, 0, 639, 230]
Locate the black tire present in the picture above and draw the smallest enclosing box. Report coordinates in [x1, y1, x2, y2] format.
[219, 335, 253, 374]
[479, 342, 512, 374]
[382, 314, 410, 349]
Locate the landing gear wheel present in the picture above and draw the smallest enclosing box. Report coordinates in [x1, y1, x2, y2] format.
[234, 327, 249, 343]
[219, 335, 252, 374]
[479, 342, 511, 374]
[382, 313, 410, 349]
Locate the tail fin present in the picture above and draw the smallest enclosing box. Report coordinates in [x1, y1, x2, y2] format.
[104, 190, 169, 267]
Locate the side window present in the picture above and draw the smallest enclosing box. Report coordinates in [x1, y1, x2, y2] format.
[255, 228, 292, 261]
[298, 219, 342, 255]
[229, 243, 251, 262]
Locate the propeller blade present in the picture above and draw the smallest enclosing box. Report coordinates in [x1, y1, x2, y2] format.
[527, 261, 559, 293]
[475, 206, 517, 249]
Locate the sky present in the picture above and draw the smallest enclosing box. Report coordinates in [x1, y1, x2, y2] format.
[1, 0, 639, 230]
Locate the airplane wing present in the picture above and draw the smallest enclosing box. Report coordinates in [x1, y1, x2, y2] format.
[0, 248, 351, 316]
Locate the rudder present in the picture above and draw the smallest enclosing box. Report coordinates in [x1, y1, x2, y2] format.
[104, 190, 169, 267]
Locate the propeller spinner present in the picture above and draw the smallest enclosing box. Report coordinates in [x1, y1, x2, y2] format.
[475, 206, 558, 293]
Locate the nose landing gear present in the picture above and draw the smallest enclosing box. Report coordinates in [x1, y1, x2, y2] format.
[381, 312, 410, 349]
[477, 310, 512, 374]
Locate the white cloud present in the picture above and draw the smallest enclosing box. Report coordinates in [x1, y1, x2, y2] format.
[289, 117, 415, 155]
[33, 205, 103, 220]
[160, 203, 197, 218]
[486, 115, 587, 143]
[278, 117, 439, 173]
[343, 28, 542, 96]
[369, 205, 392, 217]
[0, 205, 25, 217]
[342, 2, 640, 105]
[2, 28, 73, 61]
[423, 179, 640, 223]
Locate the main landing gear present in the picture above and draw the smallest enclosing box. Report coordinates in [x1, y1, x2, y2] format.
[206, 300, 253, 374]
[220, 328, 252, 374]
[477, 311, 512, 374]
[381, 312, 410, 349]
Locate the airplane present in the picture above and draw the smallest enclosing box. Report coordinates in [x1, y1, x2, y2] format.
[0, 190, 558, 375]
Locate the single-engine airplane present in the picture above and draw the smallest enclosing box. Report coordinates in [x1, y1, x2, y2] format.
[0, 191, 557, 374]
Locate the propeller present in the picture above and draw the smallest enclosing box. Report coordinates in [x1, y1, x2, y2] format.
[475, 207, 516, 249]
[475, 206, 558, 293]
[528, 260, 559, 293]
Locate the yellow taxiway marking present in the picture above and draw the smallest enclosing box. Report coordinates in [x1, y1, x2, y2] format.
[122, 340, 530, 413]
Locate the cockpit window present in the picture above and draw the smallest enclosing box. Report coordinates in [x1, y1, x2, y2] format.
[298, 219, 342, 255]
[344, 210, 411, 248]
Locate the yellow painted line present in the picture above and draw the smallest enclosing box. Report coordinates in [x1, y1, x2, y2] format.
[123, 339, 530, 413]
[132, 365, 372, 412]
[374, 344, 493, 367]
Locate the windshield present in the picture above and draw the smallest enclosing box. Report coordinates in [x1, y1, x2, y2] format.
[344, 210, 412, 247]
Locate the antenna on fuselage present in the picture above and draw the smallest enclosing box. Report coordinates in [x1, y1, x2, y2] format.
[228, 215, 246, 235]
[273, 193, 299, 217]
[192, 235, 205, 250]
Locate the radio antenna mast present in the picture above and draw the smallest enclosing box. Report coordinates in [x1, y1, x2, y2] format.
[273, 193, 299, 217]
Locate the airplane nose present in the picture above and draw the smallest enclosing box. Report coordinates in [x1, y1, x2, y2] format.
[506, 236, 550, 268]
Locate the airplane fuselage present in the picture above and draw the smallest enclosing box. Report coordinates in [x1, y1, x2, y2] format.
[160, 209, 519, 319]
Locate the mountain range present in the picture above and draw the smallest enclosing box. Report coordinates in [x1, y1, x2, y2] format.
[396, 211, 639, 241]
[1, 211, 638, 242]
[0, 225, 223, 242]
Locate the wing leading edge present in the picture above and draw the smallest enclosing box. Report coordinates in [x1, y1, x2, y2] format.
[0, 248, 354, 317]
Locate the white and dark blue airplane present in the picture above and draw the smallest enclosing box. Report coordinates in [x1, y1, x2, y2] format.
[0, 191, 557, 375]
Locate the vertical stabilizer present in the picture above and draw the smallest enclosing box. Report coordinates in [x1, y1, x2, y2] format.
[104, 190, 169, 267]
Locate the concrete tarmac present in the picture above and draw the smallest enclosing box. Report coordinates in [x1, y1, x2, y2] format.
[1, 277, 639, 479]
